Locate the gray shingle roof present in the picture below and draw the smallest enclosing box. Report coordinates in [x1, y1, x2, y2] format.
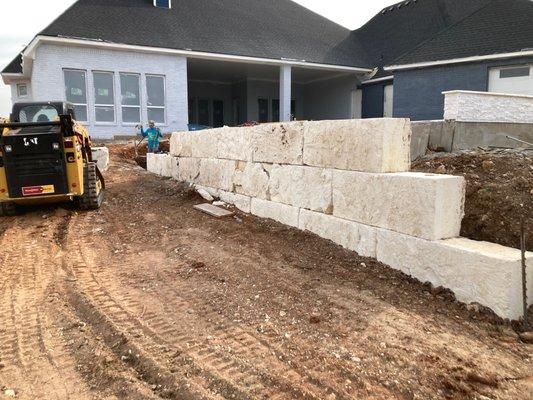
[352, 0, 491, 77]
[36, 0, 372, 68]
[3, 54, 23, 74]
[389, 0, 533, 67]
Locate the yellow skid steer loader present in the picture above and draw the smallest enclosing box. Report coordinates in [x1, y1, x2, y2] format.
[0, 101, 105, 216]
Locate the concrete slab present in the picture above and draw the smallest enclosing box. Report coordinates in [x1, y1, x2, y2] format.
[299, 209, 377, 258]
[376, 229, 533, 320]
[332, 171, 465, 241]
[250, 198, 300, 228]
[303, 119, 411, 172]
[194, 203, 235, 218]
[252, 122, 304, 165]
[269, 165, 332, 213]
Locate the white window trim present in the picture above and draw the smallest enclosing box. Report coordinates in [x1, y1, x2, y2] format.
[146, 74, 167, 126]
[119, 72, 142, 126]
[17, 83, 28, 98]
[497, 65, 531, 79]
[63, 68, 89, 123]
[92, 70, 116, 125]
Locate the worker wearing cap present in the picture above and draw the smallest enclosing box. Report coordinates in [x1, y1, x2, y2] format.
[138, 120, 163, 153]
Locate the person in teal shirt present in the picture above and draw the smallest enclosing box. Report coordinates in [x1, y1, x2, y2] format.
[138, 120, 163, 153]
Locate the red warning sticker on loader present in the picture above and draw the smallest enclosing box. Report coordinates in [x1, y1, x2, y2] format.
[22, 185, 55, 196]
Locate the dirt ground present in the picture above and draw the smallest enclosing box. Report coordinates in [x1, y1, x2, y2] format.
[412, 150, 532, 251]
[0, 145, 531, 400]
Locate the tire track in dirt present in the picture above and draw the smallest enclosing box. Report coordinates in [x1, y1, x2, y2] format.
[0, 211, 91, 400]
[65, 210, 337, 399]
[74, 202, 394, 400]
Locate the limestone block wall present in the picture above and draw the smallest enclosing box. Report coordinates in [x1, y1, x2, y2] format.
[444, 90, 533, 124]
[148, 119, 532, 320]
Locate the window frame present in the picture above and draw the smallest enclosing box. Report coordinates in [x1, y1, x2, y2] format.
[119, 72, 142, 125]
[92, 70, 116, 125]
[498, 65, 530, 79]
[17, 83, 28, 98]
[145, 74, 167, 125]
[63, 68, 89, 123]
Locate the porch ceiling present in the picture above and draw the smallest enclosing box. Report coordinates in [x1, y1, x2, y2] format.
[187, 58, 360, 85]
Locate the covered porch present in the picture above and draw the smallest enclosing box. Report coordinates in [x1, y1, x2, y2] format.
[186, 57, 369, 128]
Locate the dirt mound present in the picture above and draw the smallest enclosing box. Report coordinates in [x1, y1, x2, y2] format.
[412, 150, 532, 250]
[108, 140, 171, 169]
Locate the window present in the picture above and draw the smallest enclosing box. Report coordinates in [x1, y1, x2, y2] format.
[146, 75, 166, 124]
[120, 73, 141, 123]
[64, 70, 88, 121]
[499, 66, 530, 79]
[17, 84, 28, 98]
[93, 71, 115, 123]
[18, 105, 58, 123]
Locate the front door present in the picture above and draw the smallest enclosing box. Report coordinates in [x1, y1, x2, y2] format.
[213, 100, 224, 128]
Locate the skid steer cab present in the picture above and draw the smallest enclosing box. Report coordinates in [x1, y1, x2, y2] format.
[0, 101, 105, 216]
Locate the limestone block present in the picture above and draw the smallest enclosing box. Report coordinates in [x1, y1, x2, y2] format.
[91, 147, 109, 172]
[198, 158, 236, 191]
[160, 154, 173, 177]
[376, 229, 533, 320]
[188, 130, 219, 158]
[146, 153, 160, 175]
[218, 127, 253, 161]
[269, 165, 332, 213]
[171, 156, 180, 180]
[219, 190, 252, 213]
[250, 198, 300, 228]
[252, 122, 304, 165]
[299, 209, 377, 258]
[170, 131, 192, 157]
[332, 171, 465, 240]
[194, 185, 220, 200]
[176, 157, 201, 183]
[233, 161, 271, 199]
[303, 119, 411, 172]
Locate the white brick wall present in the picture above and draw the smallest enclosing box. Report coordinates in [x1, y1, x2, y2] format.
[443, 90, 533, 124]
[30, 44, 189, 138]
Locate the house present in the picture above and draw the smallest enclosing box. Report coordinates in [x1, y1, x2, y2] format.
[2, 0, 533, 138]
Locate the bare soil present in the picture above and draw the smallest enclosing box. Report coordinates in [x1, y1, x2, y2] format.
[0, 145, 531, 400]
[412, 150, 533, 251]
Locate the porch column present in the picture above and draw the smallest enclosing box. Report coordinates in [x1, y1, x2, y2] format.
[279, 65, 292, 122]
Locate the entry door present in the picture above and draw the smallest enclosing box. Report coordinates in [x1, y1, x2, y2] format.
[213, 100, 224, 128]
[383, 85, 394, 117]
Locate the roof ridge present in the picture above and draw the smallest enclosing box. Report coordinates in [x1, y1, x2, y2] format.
[388, 0, 496, 66]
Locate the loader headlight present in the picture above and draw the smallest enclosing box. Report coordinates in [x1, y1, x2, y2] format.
[52, 142, 60, 150]
[4, 145, 12, 153]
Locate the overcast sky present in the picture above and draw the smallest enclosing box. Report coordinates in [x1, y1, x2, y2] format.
[0, 0, 397, 116]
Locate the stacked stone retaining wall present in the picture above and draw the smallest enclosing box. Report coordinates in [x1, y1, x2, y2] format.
[147, 119, 532, 320]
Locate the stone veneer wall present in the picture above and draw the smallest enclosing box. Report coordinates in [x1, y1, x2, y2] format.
[147, 119, 532, 320]
[443, 90, 533, 124]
